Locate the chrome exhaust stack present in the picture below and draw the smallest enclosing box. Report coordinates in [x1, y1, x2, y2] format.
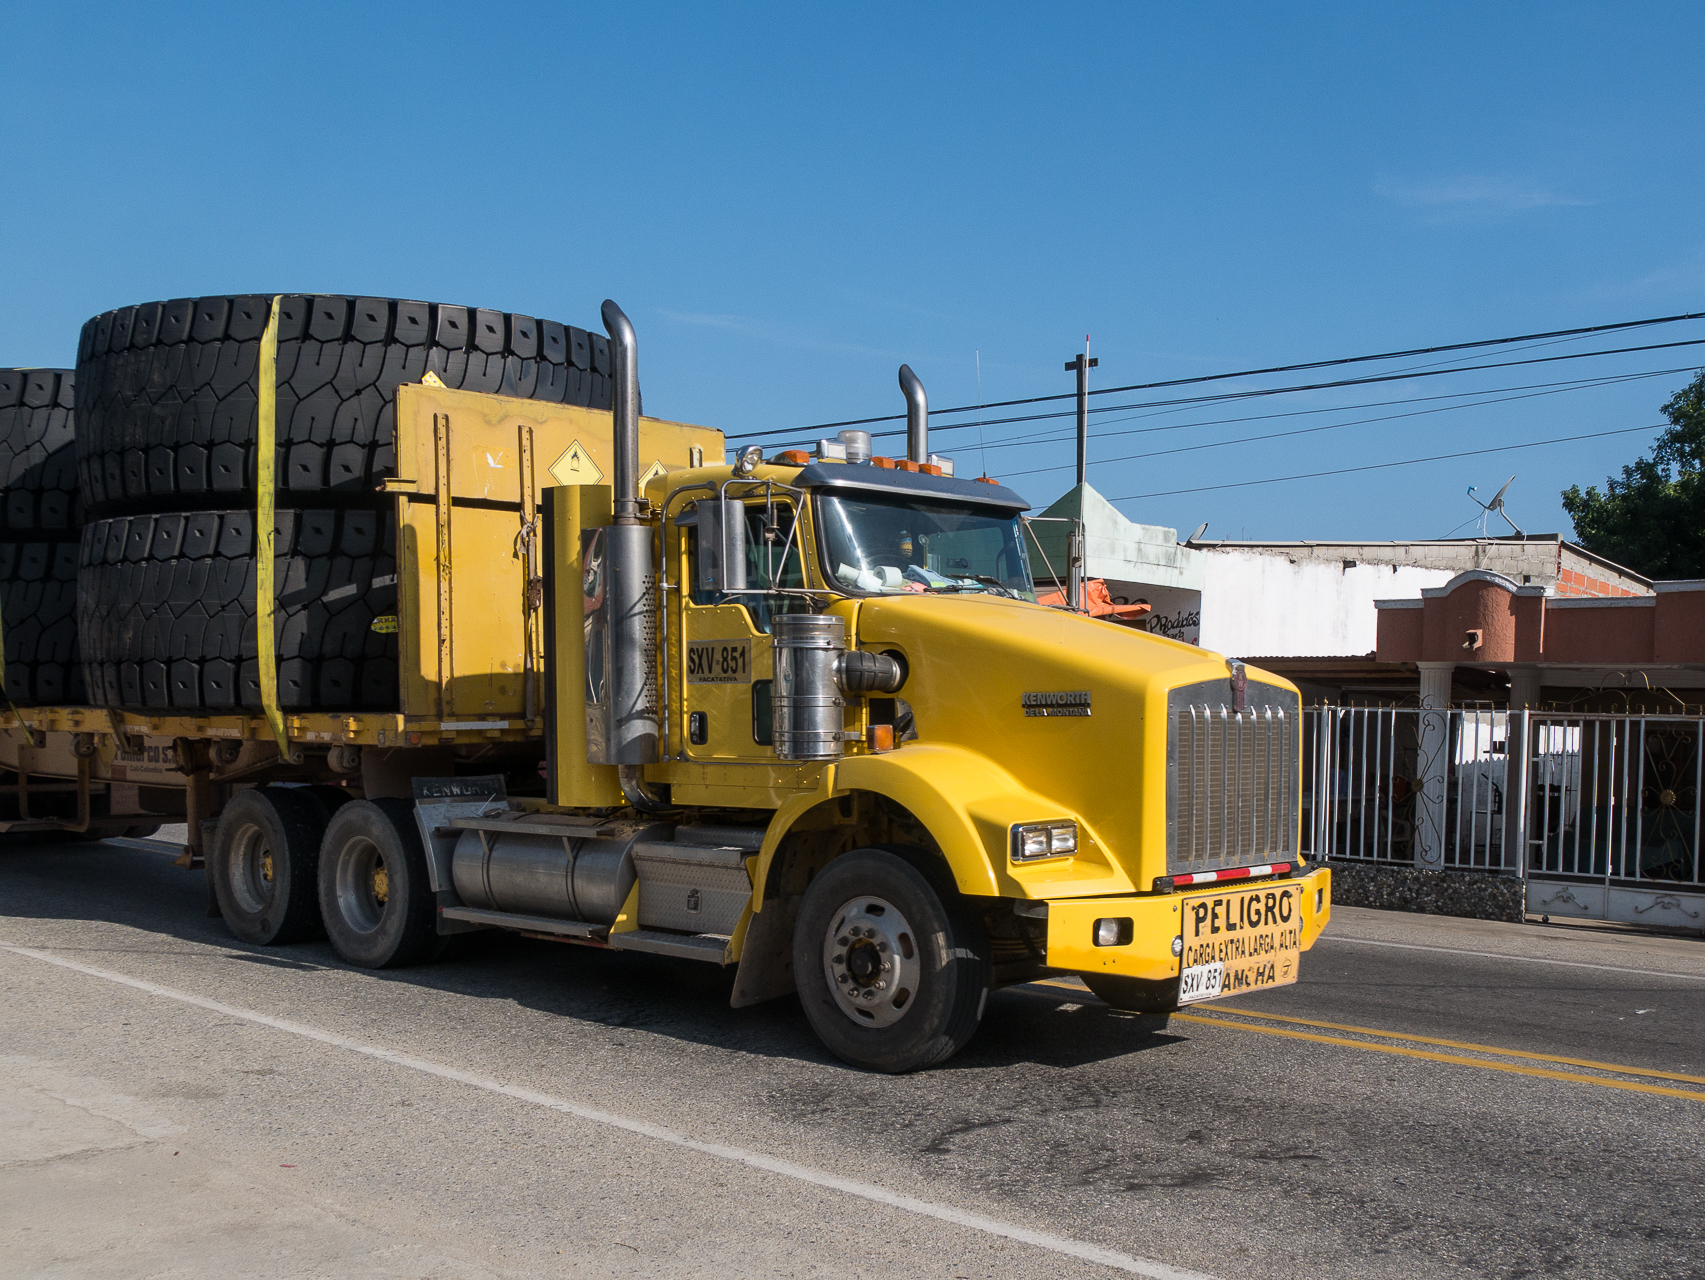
[596, 301, 665, 809]
[899, 364, 928, 464]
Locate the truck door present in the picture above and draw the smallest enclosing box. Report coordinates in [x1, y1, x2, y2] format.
[678, 498, 807, 762]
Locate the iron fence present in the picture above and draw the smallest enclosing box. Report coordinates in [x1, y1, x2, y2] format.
[1524, 714, 1702, 888]
[1302, 706, 1512, 871]
[1303, 707, 1704, 894]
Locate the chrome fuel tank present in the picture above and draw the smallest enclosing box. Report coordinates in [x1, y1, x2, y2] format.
[450, 821, 668, 925]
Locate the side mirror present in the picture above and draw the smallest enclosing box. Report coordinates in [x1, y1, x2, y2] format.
[696, 497, 748, 593]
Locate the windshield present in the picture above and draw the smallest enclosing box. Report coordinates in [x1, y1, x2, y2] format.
[816, 490, 1036, 600]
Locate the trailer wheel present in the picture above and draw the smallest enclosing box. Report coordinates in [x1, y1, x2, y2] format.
[209, 788, 325, 945]
[792, 848, 989, 1073]
[317, 798, 436, 969]
[1079, 973, 1176, 1029]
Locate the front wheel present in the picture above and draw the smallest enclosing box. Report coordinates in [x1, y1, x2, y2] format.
[793, 848, 989, 1073]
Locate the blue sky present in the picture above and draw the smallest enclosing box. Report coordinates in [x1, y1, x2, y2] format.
[3, 3, 1700, 543]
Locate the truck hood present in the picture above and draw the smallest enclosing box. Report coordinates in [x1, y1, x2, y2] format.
[850, 593, 1299, 892]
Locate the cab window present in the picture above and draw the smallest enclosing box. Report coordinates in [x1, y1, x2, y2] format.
[687, 501, 808, 634]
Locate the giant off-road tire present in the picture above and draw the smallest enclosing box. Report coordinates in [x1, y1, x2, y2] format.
[0, 538, 83, 705]
[73, 295, 616, 516]
[209, 787, 329, 946]
[0, 370, 84, 705]
[318, 798, 437, 969]
[0, 369, 81, 533]
[793, 848, 991, 1073]
[77, 506, 396, 712]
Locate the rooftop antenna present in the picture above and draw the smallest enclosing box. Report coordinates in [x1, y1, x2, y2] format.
[1185, 521, 1209, 546]
[1467, 475, 1524, 538]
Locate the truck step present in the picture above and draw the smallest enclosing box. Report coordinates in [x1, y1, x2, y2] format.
[438, 906, 606, 939]
[607, 930, 733, 964]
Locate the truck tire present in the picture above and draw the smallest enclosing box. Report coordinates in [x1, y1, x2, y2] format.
[74, 295, 615, 516]
[77, 506, 396, 712]
[0, 369, 80, 532]
[295, 784, 354, 827]
[209, 787, 327, 945]
[1079, 972, 1177, 1028]
[318, 798, 437, 969]
[792, 848, 990, 1073]
[1, 370, 84, 706]
[0, 538, 84, 704]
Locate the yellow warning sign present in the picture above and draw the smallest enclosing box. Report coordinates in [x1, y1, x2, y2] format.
[548, 440, 605, 486]
[638, 459, 668, 490]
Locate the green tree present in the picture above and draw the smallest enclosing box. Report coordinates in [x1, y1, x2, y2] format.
[1561, 370, 1705, 580]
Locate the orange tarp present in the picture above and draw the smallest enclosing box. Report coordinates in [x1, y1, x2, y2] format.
[1036, 578, 1152, 622]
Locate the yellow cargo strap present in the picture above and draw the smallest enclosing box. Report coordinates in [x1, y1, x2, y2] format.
[256, 298, 291, 758]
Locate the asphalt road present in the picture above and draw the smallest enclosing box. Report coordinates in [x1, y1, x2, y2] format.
[4, 838, 1704, 1280]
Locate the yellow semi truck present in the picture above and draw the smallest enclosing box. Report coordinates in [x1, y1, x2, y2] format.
[0, 299, 1329, 1072]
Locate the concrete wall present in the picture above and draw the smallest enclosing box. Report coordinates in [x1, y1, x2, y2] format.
[1198, 536, 1651, 596]
[1198, 549, 1455, 658]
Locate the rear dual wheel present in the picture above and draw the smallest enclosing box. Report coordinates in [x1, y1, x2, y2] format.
[793, 848, 990, 1073]
[316, 798, 436, 969]
[209, 788, 326, 945]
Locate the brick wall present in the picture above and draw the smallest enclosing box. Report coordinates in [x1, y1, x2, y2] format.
[1554, 568, 1644, 598]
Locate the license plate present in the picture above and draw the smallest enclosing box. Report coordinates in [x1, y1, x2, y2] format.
[1180, 961, 1224, 1002]
[1178, 880, 1303, 1004]
[686, 640, 751, 684]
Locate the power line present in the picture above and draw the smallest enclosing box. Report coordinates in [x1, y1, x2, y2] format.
[728, 336, 1705, 446]
[733, 309, 1705, 438]
[1105, 424, 1662, 502]
[988, 367, 1694, 476]
[975, 366, 1690, 456]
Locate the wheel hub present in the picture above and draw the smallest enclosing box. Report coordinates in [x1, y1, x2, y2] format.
[822, 895, 921, 1029]
[227, 822, 276, 916]
[333, 835, 390, 934]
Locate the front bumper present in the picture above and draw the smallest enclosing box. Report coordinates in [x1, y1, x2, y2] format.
[1043, 864, 1332, 981]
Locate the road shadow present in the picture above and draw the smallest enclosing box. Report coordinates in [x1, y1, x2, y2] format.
[1, 839, 1186, 1075]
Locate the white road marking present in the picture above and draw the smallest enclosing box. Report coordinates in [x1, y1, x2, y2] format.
[0, 942, 1213, 1280]
[1321, 935, 1705, 981]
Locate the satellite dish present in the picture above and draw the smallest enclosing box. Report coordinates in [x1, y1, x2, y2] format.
[1186, 522, 1209, 545]
[1467, 475, 1525, 538]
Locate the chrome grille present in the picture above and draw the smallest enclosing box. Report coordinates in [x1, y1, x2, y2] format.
[1167, 679, 1299, 875]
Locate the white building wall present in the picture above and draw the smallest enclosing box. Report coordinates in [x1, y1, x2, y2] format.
[1197, 550, 1455, 658]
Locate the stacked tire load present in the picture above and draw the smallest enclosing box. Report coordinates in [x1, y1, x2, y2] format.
[74, 294, 616, 713]
[0, 369, 84, 704]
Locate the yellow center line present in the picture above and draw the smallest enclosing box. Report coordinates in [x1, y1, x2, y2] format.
[1018, 979, 1705, 1102]
[1200, 1005, 1705, 1086]
[1172, 1013, 1705, 1103]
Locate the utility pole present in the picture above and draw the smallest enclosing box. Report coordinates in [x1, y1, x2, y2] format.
[1063, 338, 1098, 489]
[1063, 339, 1098, 611]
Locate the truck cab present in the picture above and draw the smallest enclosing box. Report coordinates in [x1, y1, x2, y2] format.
[503, 308, 1332, 1070]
